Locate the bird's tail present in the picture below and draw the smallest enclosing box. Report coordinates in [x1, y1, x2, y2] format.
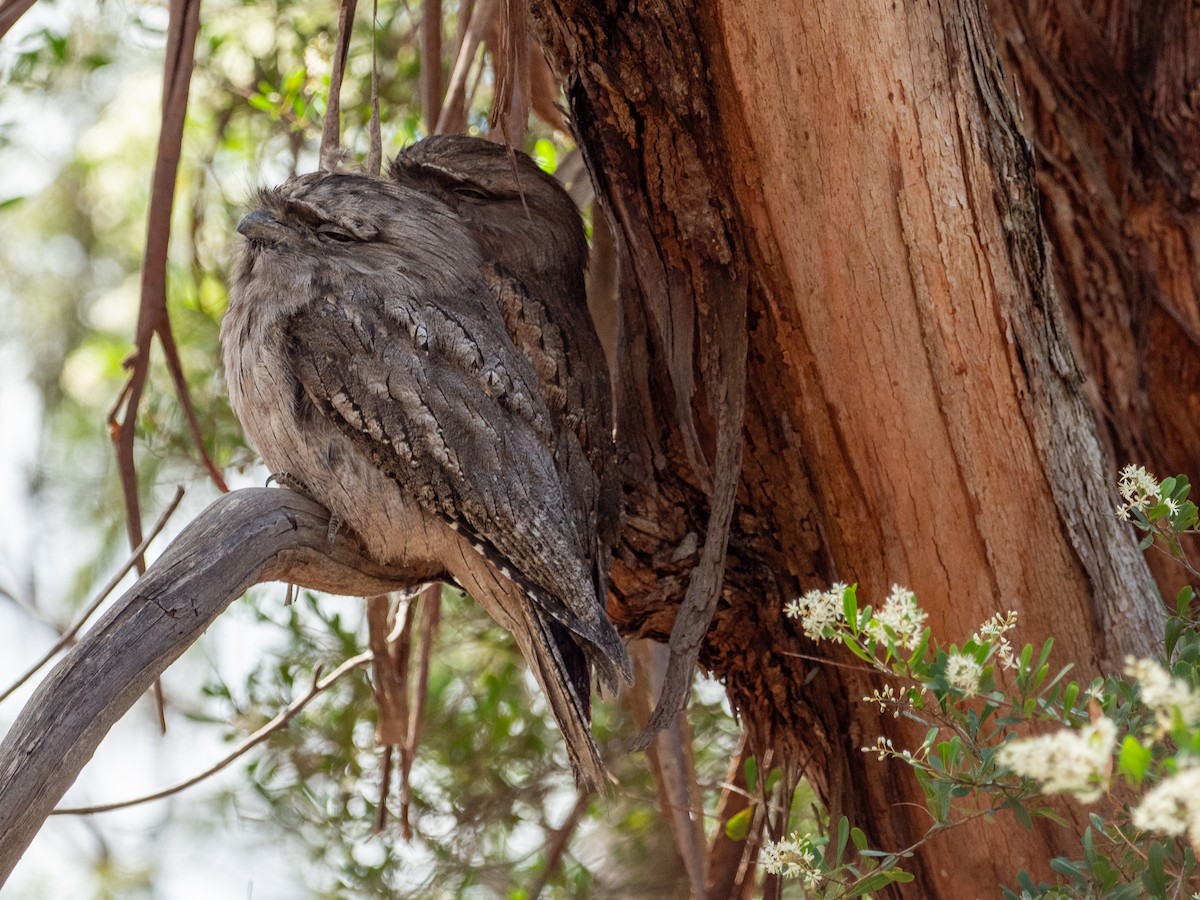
[527, 610, 610, 790]
[453, 561, 610, 790]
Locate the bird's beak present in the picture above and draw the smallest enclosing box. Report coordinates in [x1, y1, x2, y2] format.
[237, 210, 280, 242]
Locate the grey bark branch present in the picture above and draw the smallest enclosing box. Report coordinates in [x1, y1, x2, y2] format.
[0, 486, 185, 706]
[0, 0, 38, 42]
[0, 487, 416, 885]
[51, 651, 372, 817]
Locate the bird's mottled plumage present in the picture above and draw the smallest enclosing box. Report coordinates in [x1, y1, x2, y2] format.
[391, 135, 619, 616]
[221, 166, 628, 787]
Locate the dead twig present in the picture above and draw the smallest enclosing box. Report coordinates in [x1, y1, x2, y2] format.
[0, 486, 186, 706]
[0, 0, 39, 41]
[528, 789, 591, 899]
[420, 0, 443, 131]
[398, 583, 441, 838]
[630, 641, 708, 899]
[365, 0, 382, 175]
[434, 0, 498, 134]
[488, 0, 531, 145]
[52, 653, 371, 816]
[109, 0, 218, 587]
[319, 0, 359, 170]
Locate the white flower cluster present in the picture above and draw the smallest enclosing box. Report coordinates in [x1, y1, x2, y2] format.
[1117, 464, 1162, 520]
[864, 683, 903, 716]
[1084, 680, 1107, 703]
[866, 585, 927, 650]
[945, 652, 982, 696]
[784, 582, 849, 641]
[996, 717, 1117, 803]
[759, 832, 824, 887]
[973, 610, 1019, 670]
[863, 735, 896, 761]
[860, 735, 918, 764]
[1132, 766, 1200, 851]
[1125, 657, 1200, 733]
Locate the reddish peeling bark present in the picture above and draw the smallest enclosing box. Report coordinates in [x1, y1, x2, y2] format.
[534, 0, 1164, 895]
[990, 0, 1200, 594]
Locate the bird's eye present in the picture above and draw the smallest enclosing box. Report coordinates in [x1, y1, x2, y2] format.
[317, 225, 357, 243]
[453, 186, 490, 201]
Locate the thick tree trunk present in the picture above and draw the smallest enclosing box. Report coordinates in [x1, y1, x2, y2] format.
[535, 0, 1160, 894]
[990, 0, 1200, 595]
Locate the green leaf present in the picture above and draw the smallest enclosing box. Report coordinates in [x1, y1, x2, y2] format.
[843, 583, 859, 634]
[848, 870, 908, 897]
[937, 739, 961, 770]
[907, 627, 932, 668]
[1038, 638, 1055, 669]
[1062, 681, 1079, 713]
[1143, 841, 1167, 898]
[1169, 473, 1191, 499]
[1050, 858, 1087, 880]
[282, 66, 305, 94]
[1117, 735, 1152, 782]
[532, 138, 560, 173]
[1010, 799, 1033, 830]
[744, 757, 758, 793]
[836, 816, 850, 864]
[922, 727, 939, 750]
[930, 779, 952, 823]
[844, 640, 876, 664]
[1041, 662, 1074, 695]
[764, 767, 782, 794]
[1176, 502, 1199, 531]
[850, 827, 869, 852]
[1177, 585, 1195, 613]
[1166, 617, 1184, 660]
[1029, 806, 1070, 827]
[1080, 826, 1095, 864]
[724, 808, 752, 841]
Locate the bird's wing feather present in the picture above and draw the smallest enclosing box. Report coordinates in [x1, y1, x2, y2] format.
[284, 278, 625, 664]
[485, 264, 620, 622]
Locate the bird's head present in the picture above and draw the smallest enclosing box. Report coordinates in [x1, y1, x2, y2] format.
[390, 135, 588, 284]
[232, 171, 483, 308]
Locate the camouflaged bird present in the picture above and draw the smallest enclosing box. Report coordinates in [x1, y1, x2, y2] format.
[221, 169, 629, 788]
[390, 136, 619, 573]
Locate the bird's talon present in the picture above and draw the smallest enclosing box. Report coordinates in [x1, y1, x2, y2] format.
[268, 471, 312, 495]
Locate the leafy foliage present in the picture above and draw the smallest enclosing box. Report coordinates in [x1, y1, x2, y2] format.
[763, 471, 1200, 897]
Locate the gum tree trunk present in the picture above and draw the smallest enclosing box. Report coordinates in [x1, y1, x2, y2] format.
[534, 0, 1165, 894]
[989, 0, 1200, 594]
